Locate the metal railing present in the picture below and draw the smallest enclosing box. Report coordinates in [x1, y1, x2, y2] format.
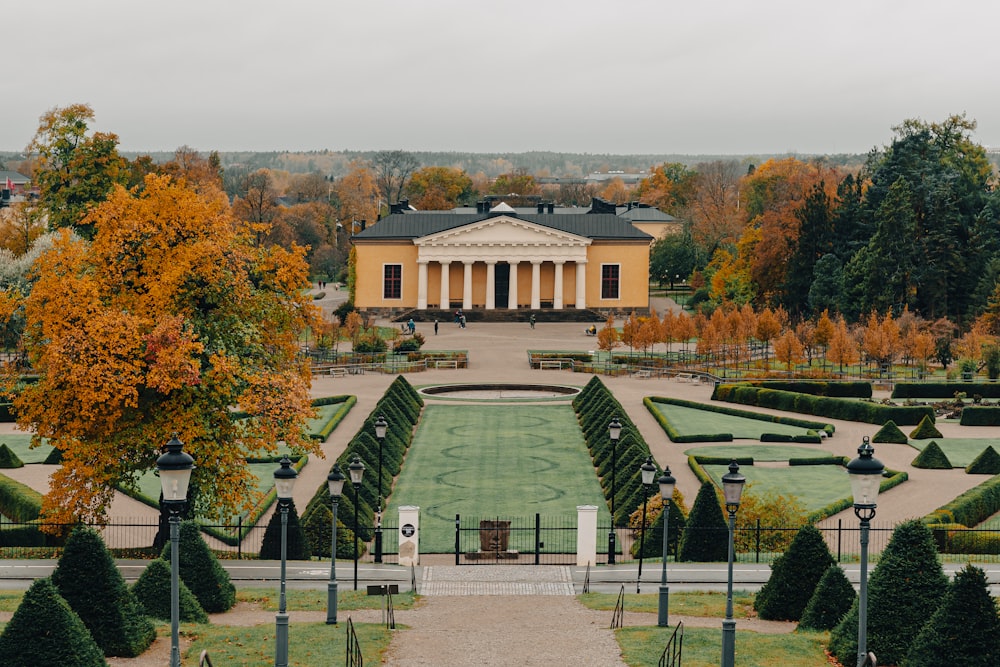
[454, 514, 578, 565]
[346, 618, 363, 667]
[658, 622, 684, 667]
[610, 585, 625, 629]
[199, 650, 214, 667]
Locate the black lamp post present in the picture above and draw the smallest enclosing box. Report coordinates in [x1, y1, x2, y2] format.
[637, 456, 657, 593]
[325, 464, 345, 625]
[721, 460, 746, 667]
[374, 414, 388, 564]
[847, 437, 884, 667]
[156, 434, 194, 667]
[607, 417, 622, 565]
[348, 455, 365, 591]
[656, 466, 676, 627]
[273, 457, 298, 667]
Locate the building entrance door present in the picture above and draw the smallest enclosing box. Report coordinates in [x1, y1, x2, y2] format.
[495, 263, 510, 309]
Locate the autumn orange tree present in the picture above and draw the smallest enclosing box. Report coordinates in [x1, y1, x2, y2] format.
[13, 174, 321, 526]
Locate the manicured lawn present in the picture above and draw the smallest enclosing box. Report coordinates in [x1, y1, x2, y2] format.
[684, 445, 829, 462]
[702, 463, 852, 513]
[909, 438, 995, 467]
[649, 403, 819, 440]
[617, 625, 829, 667]
[385, 404, 610, 552]
[0, 434, 54, 464]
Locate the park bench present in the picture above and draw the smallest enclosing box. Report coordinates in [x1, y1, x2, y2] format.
[328, 367, 347, 377]
[539, 360, 563, 370]
[675, 373, 694, 382]
[633, 369, 652, 378]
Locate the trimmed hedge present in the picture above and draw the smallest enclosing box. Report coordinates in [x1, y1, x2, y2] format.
[893, 382, 1000, 399]
[132, 558, 209, 623]
[959, 406, 1000, 426]
[0, 444, 23, 468]
[713, 383, 934, 425]
[258, 501, 310, 560]
[922, 474, 1000, 528]
[910, 415, 943, 439]
[0, 472, 43, 521]
[647, 395, 834, 440]
[798, 564, 857, 631]
[160, 520, 236, 613]
[872, 420, 908, 444]
[912, 441, 952, 469]
[965, 446, 1000, 475]
[754, 524, 835, 621]
[746, 380, 872, 398]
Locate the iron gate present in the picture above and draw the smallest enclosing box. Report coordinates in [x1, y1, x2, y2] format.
[454, 514, 577, 565]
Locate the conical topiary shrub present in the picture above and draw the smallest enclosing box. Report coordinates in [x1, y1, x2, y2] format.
[131, 558, 209, 624]
[301, 502, 357, 559]
[0, 578, 106, 667]
[160, 520, 236, 613]
[909, 414, 943, 439]
[912, 441, 952, 469]
[0, 443, 23, 468]
[50, 525, 155, 657]
[43, 445, 63, 464]
[829, 520, 948, 666]
[905, 564, 1000, 666]
[259, 500, 311, 560]
[754, 524, 835, 621]
[966, 445, 1000, 475]
[871, 420, 908, 444]
[798, 564, 856, 631]
[677, 480, 728, 562]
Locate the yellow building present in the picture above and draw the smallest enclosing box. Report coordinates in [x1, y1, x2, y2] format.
[352, 202, 652, 319]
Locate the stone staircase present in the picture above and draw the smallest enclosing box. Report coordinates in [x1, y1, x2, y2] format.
[393, 308, 605, 324]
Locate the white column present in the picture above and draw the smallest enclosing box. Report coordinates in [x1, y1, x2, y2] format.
[439, 261, 450, 309]
[485, 261, 496, 310]
[576, 505, 598, 567]
[398, 506, 420, 567]
[508, 261, 519, 309]
[416, 261, 428, 310]
[553, 261, 565, 310]
[575, 261, 587, 309]
[462, 261, 473, 310]
[530, 261, 542, 310]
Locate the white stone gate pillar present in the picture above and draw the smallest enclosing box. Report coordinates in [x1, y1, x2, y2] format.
[398, 506, 420, 567]
[576, 505, 598, 567]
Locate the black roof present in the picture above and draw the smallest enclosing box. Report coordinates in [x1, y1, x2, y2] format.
[353, 212, 653, 242]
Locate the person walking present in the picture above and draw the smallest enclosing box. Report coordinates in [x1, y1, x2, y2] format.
[460, 314, 466, 329]
[434, 319, 439, 335]
[408, 318, 415, 335]
[529, 314, 536, 329]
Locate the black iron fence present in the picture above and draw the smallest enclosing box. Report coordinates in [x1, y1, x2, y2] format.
[4, 515, 1000, 564]
[454, 514, 578, 565]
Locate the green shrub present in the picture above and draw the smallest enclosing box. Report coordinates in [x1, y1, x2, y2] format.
[871, 420, 908, 444]
[258, 501, 311, 560]
[912, 441, 953, 469]
[922, 474, 1000, 527]
[759, 433, 792, 442]
[0, 443, 23, 468]
[0, 578, 106, 667]
[160, 520, 236, 613]
[632, 490, 687, 558]
[51, 525, 155, 657]
[677, 481, 728, 562]
[909, 414, 943, 439]
[754, 524, 835, 621]
[300, 501, 357, 559]
[0, 472, 42, 521]
[959, 406, 1000, 426]
[43, 445, 63, 464]
[893, 382, 1000, 399]
[131, 559, 208, 623]
[798, 564, 856, 631]
[906, 565, 1000, 666]
[966, 446, 1000, 475]
[829, 520, 948, 666]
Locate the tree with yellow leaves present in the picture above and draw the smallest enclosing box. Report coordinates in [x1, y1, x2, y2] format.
[13, 174, 322, 526]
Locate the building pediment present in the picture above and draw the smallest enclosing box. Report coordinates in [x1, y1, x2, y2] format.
[415, 215, 591, 249]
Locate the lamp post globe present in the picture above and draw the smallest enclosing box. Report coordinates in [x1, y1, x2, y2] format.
[156, 434, 194, 667]
[720, 460, 745, 667]
[325, 464, 346, 625]
[273, 457, 298, 667]
[656, 466, 676, 627]
[847, 437, 884, 667]
[636, 456, 657, 593]
[348, 455, 365, 591]
[607, 417, 622, 565]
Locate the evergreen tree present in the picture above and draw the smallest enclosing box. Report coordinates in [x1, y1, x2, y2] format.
[829, 520, 948, 666]
[160, 520, 236, 613]
[807, 254, 846, 317]
[259, 500, 311, 560]
[50, 525, 155, 657]
[131, 559, 209, 624]
[906, 565, 1000, 666]
[754, 524, 835, 621]
[677, 480, 728, 562]
[798, 564, 856, 631]
[0, 578, 106, 667]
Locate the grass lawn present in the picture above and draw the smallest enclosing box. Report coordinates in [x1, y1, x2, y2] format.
[384, 404, 610, 552]
[684, 445, 829, 462]
[649, 403, 819, 440]
[132, 461, 290, 510]
[617, 625, 829, 667]
[0, 434, 53, 464]
[702, 463, 852, 513]
[908, 438, 996, 467]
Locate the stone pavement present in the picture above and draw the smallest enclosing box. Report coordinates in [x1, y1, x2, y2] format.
[418, 565, 575, 596]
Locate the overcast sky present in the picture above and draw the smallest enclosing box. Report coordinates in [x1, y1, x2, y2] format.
[6, 1, 999, 157]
